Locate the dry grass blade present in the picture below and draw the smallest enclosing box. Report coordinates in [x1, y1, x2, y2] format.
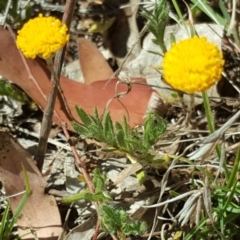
[188, 109, 240, 160]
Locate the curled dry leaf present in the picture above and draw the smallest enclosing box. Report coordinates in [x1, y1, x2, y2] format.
[0, 26, 157, 130]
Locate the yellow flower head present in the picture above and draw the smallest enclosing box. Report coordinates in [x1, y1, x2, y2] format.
[16, 14, 69, 59]
[162, 36, 224, 94]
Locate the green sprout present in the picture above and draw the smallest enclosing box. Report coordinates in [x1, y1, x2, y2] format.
[99, 204, 147, 238]
[62, 168, 112, 204]
[141, 0, 170, 54]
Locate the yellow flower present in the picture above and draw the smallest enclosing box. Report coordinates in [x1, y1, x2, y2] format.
[162, 36, 224, 94]
[16, 14, 69, 59]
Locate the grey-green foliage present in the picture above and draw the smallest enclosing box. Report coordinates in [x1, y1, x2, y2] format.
[99, 204, 147, 236]
[72, 106, 167, 166]
[62, 168, 112, 204]
[141, 0, 170, 54]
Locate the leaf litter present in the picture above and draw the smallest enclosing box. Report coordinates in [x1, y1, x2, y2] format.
[1, 0, 240, 239]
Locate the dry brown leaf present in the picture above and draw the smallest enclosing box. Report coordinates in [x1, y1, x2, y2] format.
[0, 26, 156, 130]
[0, 131, 62, 239]
[78, 38, 114, 84]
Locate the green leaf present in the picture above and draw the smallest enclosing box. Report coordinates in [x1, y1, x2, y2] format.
[147, 48, 163, 56]
[142, 112, 166, 148]
[62, 169, 112, 204]
[123, 116, 131, 139]
[115, 121, 135, 152]
[91, 191, 112, 202]
[88, 123, 104, 139]
[73, 107, 167, 178]
[91, 107, 103, 130]
[4, 165, 31, 237]
[225, 201, 240, 214]
[99, 205, 120, 233]
[0, 79, 32, 104]
[136, 169, 146, 185]
[71, 121, 89, 136]
[115, 121, 123, 132]
[116, 128, 127, 150]
[99, 205, 147, 236]
[103, 112, 116, 145]
[62, 190, 93, 203]
[124, 138, 140, 152]
[224, 212, 240, 225]
[141, 0, 169, 53]
[92, 168, 106, 192]
[0, 202, 10, 239]
[75, 106, 92, 126]
[190, 0, 225, 25]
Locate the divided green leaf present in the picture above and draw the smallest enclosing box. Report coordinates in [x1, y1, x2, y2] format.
[72, 106, 167, 168]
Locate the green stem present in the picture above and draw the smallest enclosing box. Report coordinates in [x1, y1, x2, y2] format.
[171, 0, 184, 22]
[202, 91, 215, 133]
[227, 146, 240, 189]
[202, 91, 229, 177]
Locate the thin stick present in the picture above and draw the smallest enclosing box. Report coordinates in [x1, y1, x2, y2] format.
[61, 124, 94, 193]
[61, 124, 103, 240]
[36, 0, 76, 171]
